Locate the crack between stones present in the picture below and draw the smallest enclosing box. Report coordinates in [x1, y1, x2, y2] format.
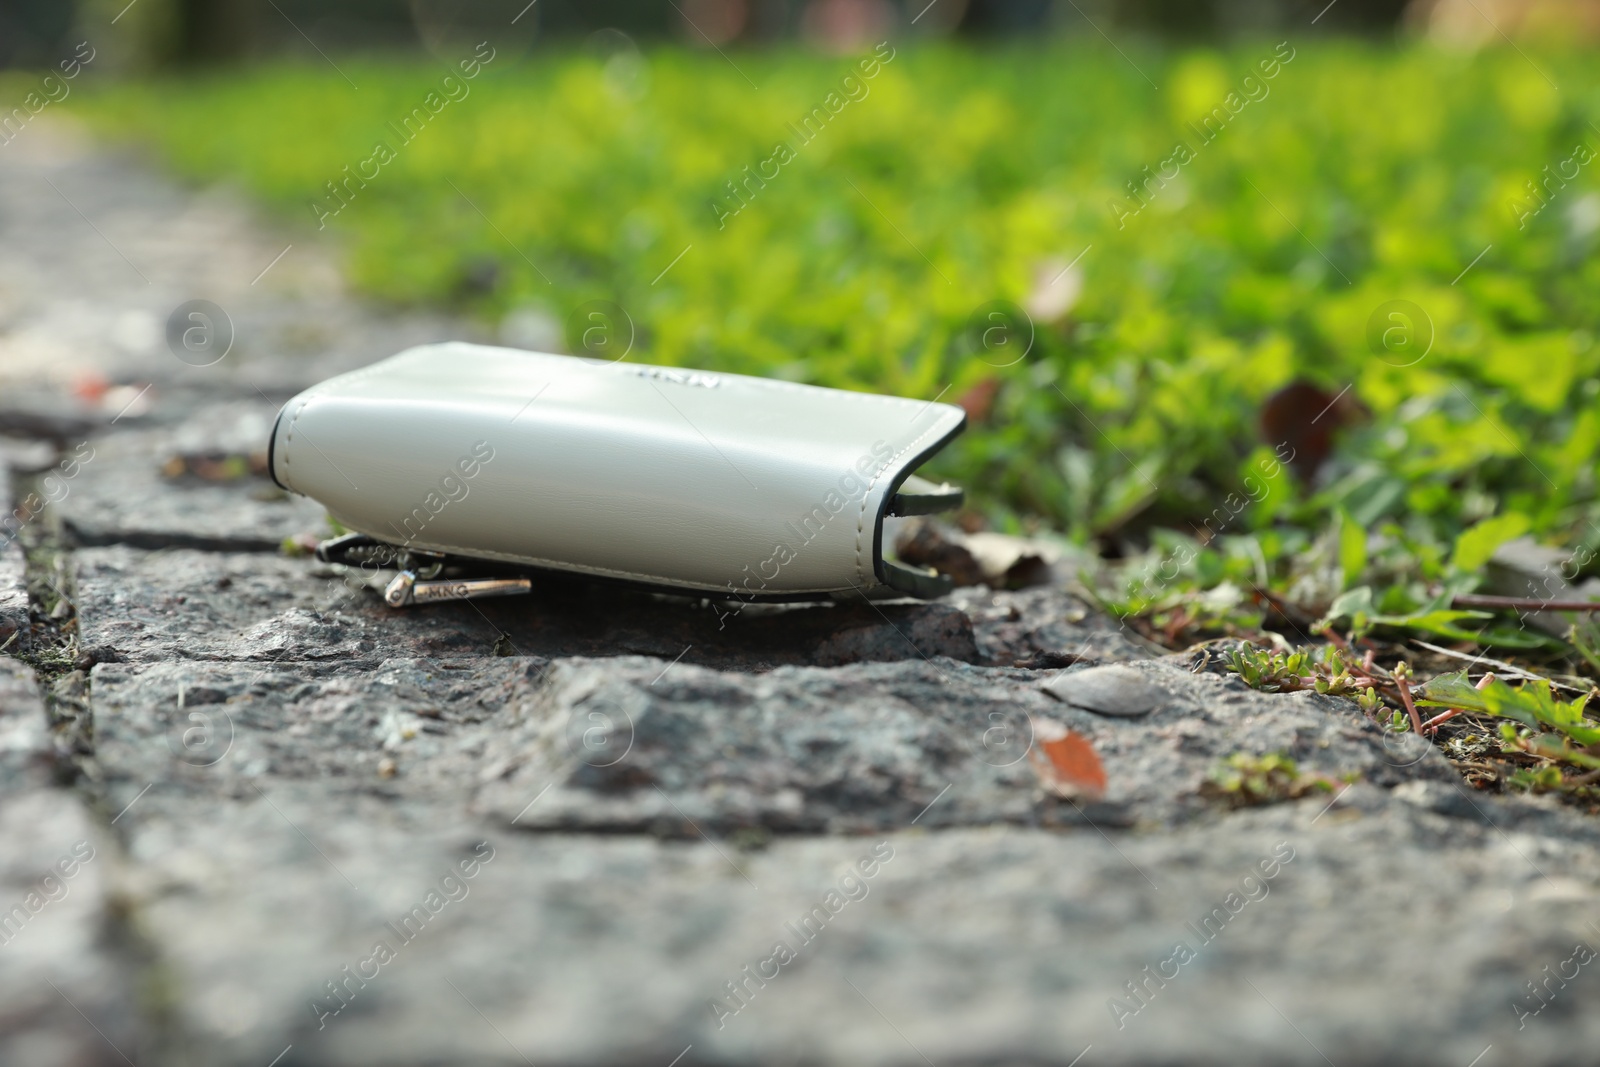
[65, 519, 286, 555]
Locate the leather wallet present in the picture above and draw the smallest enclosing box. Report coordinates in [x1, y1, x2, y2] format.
[269, 343, 966, 605]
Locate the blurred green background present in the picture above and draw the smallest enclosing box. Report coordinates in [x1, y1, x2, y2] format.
[8, 0, 1600, 641]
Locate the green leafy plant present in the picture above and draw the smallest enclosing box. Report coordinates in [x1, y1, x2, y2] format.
[1316, 585, 1494, 644]
[1225, 642, 1374, 699]
[1201, 752, 1349, 808]
[1508, 765, 1567, 792]
[56, 45, 1600, 564]
[1417, 670, 1600, 781]
[1417, 670, 1596, 743]
[1570, 619, 1600, 678]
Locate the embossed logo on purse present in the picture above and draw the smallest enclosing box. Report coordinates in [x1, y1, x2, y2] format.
[619, 365, 722, 389]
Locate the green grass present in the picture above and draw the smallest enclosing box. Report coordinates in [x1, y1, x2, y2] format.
[58, 40, 1600, 642]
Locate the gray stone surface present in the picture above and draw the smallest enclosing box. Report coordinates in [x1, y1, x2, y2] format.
[6, 116, 1600, 1067]
[0, 789, 137, 1067]
[0, 118, 468, 399]
[77, 782, 1600, 1067]
[470, 655, 1457, 834]
[949, 584, 1153, 666]
[91, 657, 548, 798]
[0, 660, 138, 1066]
[0, 543, 23, 649]
[92, 652, 1447, 835]
[59, 401, 328, 551]
[74, 544, 988, 669]
[0, 659, 55, 785]
[75, 545, 503, 665]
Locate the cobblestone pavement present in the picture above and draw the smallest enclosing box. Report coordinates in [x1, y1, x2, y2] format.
[5, 118, 1600, 1067]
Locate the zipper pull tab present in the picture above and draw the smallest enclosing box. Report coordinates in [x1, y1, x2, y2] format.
[383, 570, 532, 607]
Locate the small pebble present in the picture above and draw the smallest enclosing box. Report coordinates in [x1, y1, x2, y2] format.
[1041, 664, 1165, 718]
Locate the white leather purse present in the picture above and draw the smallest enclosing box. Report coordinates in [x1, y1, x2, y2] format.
[269, 343, 966, 606]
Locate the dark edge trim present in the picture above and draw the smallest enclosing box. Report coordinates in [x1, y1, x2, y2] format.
[266, 402, 290, 491]
[888, 484, 965, 516]
[871, 409, 968, 595]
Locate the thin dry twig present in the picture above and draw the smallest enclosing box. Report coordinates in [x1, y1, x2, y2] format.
[1422, 671, 1498, 736]
[1408, 638, 1590, 694]
[1421, 708, 1464, 733]
[1395, 670, 1424, 734]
